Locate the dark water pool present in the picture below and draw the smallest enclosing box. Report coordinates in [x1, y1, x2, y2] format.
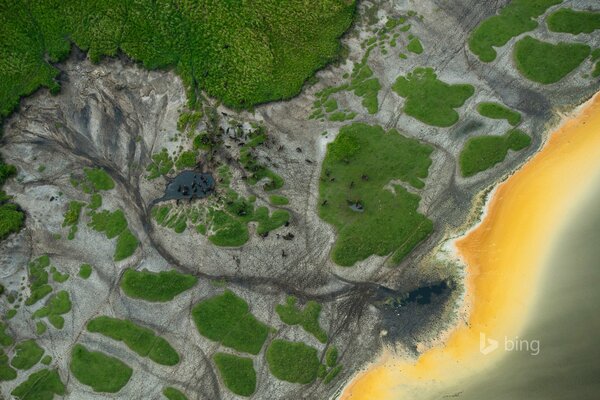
[157, 170, 215, 202]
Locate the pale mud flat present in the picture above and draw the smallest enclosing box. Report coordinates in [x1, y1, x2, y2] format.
[339, 94, 600, 400]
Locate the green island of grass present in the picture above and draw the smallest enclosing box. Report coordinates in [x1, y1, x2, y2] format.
[392, 67, 474, 127]
[214, 353, 256, 397]
[514, 36, 590, 84]
[0, 0, 355, 118]
[269, 195, 289, 206]
[0, 162, 24, 238]
[0, 321, 13, 346]
[114, 228, 139, 261]
[32, 290, 72, 330]
[78, 263, 93, 279]
[266, 339, 321, 384]
[120, 268, 197, 302]
[547, 8, 600, 35]
[276, 296, 328, 343]
[163, 387, 189, 400]
[407, 37, 424, 54]
[70, 344, 132, 393]
[89, 209, 139, 261]
[477, 102, 521, 126]
[460, 129, 532, 177]
[192, 290, 270, 355]
[11, 368, 65, 400]
[319, 123, 433, 266]
[468, 0, 562, 62]
[87, 316, 179, 366]
[25, 255, 52, 306]
[0, 349, 17, 381]
[83, 168, 115, 192]
[11, 339, 44, 370]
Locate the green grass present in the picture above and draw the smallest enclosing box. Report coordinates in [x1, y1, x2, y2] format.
[88, 193, 102, 210]
[120, 268, 197, 302]
[11, 340, 44, 370]
[547, 8, 600, 34]
[147, 149, 174, 180]
[269, 195, 289, 206]
[0, 349, 17, 381]
[36, 322, 47, 335]
[192, 290, 270, 355]
[87, 316, 179, 366]
[0, 0, 356, 118]
[407, 37, 423, 54]
[325, 346, 338, 367]
[89, 209, 128, 239]
[51, 266, 69, 283]
[78, 264, 93, 279]
[114, 229, 139, 261]
[32, 290, 72, 329]
[70, 344, 132, 393]
[266, 340, 321, 384]
[0, 321, 13, 346]
[0, 202, 24, 240]
[477, 102, 521, 126]
[11, 369, 65, 400]
[83, 168, 115, 191]
[276, 296, 327, 343]
[163, 387, 189, 400]
[41, 355, 52, 365]
[468, 0, 562, 62]
[460, 129, 532, 177]
[175, 151, 196, 170]
[213, 353, 256, 397]
[514, 36, 590, 84]
[25, 255, 52, 306]
[392, 67, 474, 127]
[319, 123, 434, 266]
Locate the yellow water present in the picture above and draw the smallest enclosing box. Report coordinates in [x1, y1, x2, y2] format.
[340, 93, 600, 400]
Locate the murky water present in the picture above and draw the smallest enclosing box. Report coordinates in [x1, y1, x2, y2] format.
[443, 178, 600, 400]
[157, 170, 215, 202]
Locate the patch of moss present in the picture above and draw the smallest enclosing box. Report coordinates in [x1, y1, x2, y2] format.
[0, 322, 13, 347]
[114, 228, 139, 261]
[192, 290, 270, 355]
[175, 151, 197, 170]
[147, 149, 174, 180]
[406, 37, 423, 54]
[269, 195, 289, 206]
[120, 268, 197, 302]
[514, 36, 590, 84]
[460, 129, 532, 177]
[25, 255, 52, 306]
[32, 290, 72, 330]
[87, 316, 179, 366]
[11, 368, 65, 399]
[83, 168, 115, 192]
[78, 264, 93, 279]
[0, 349, 17, 381]
[266, 340, 321, 384]
[547, 8, 600, 35]
[392, 67, 474, 127]
[163, 387, 189, 400]
[70, 344, 132, 393]
[477, 102, 521, 126]
[11, 339, 44, 370]
[276, 296, 327, 343]
[89, 209, 128, 239]
[319, 123, 433, 266]
[214, 353, 256, 397]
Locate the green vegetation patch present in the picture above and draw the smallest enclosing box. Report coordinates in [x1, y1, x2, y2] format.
[547, 8, 600, 35]
[0, 322, 13, 347]
[163, 387, 189, 400]
[25, 255, 52, 306]
[78, 264, 93, 279]
[0, 349, 17, 381]
[514, 36, 590, 84]
[276, 296, 327, 343]
[84, 168, 115, 191]
[89, 209, 128, 239]
[147, 149, 174, 180]
[70, 344, 132, 393]
[468, 0, 562, 62]
[192, 290, 269, 355]
[266, 340, 321, 384]
[175, 151, 196, 170]
[32, 290, 72, 330]
[0, 200, 24, 240]
[407, 37, 423, 54]
[87, 316, 179, 366]
[319, 123, 433, 266]
[0, 0, 356, 118]
[393, 67, 474, 127]
[11, 339, 44, 370]
[120, 268, 197, 302]
[214, 353, 256, 397]
[460, 129, 532, 177]
[477, 102, 521, 126]
[269, 195, 289, 206]
[11, 369, 65, 400]
[114, 229, 139, 261]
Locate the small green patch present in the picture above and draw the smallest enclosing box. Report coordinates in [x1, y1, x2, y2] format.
[269, 195, 289, 206]
[62, 201, 85, 240]
[120, 268, 197, 302]
[514, 36, 590, 84]
[460, 129, 532, 177]
[41, 355, 52, 365]
[11, 369, 65, 399]
[147, 149, 174, 180]
[0, 322, 14, 347]
[0, 202, 25, 241]
[88, 193, 102, 210]
[36, 322, 47, 335]
[11, 339, 44, 370]
[325, 346, 338, 367]
[70, 344, 132, 393]
[214, 353, 256, 397]
[32, 290, 72, 330]
[392, 67, 474, 127]
[87, 316, 179, 366]
[163, 387, 189, 400]
[266, 340, 321, 384]
[114, 229, 139, 261]
[0, 349, 17, 381]
[89, 209, 127, 239]
[468, 0, 562, 62]
[25, 255, 52, 306]
[192, 290, 270, 355]
[78, 264, 93, 279]
[407, 37, 423, 54]
[83, 168, 115, 192]
[175, 151, 197, 170]
[547, 8, 600, 35]
[276, 296, 327, 343]
[477, 102, 521, 126]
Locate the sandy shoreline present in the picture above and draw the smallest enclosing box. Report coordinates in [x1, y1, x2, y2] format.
[339, 92, 600, 400]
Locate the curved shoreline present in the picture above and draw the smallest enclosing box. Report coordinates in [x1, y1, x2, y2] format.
[339, 92, 600, 400]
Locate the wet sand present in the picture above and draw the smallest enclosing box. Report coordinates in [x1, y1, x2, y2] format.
[340, 93, 600, 400]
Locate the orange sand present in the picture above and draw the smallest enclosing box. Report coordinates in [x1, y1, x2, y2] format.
[340, 93, 600, 400]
